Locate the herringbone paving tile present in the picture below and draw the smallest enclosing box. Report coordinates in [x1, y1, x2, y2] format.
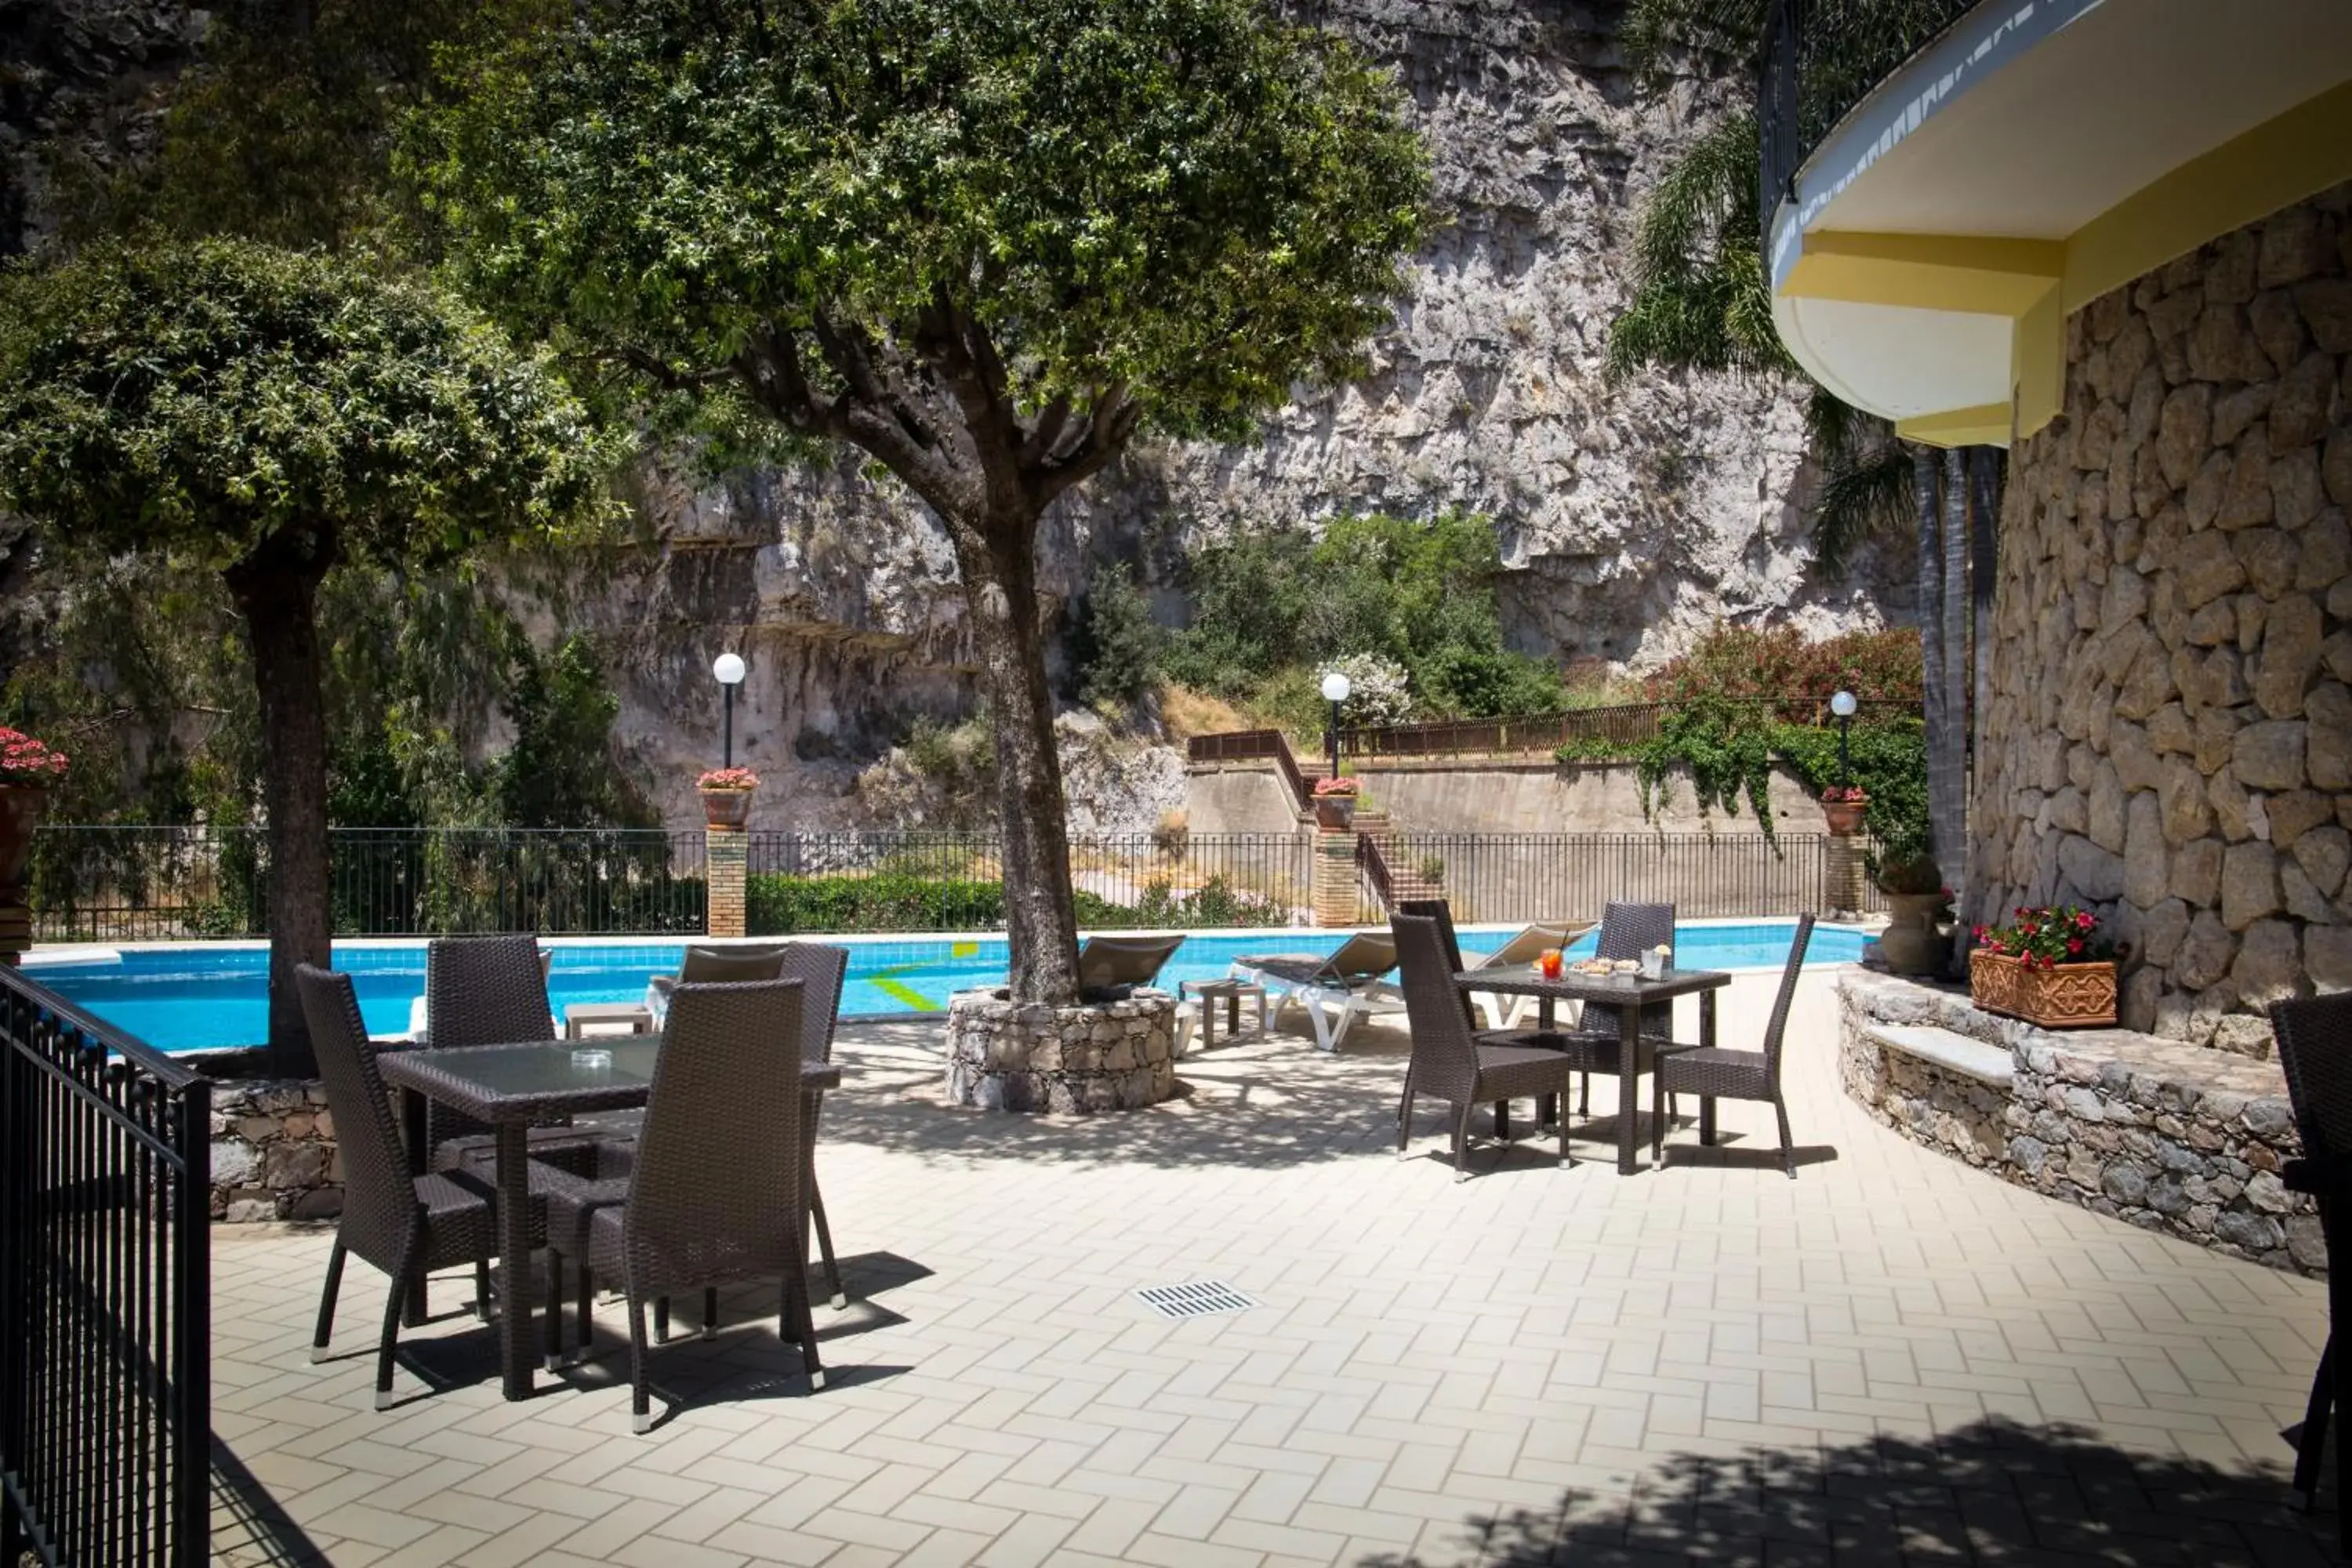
[209, 971, 2339, 1566]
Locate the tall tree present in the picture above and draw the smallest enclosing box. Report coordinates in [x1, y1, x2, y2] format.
[0, 239, 615, 1070]
[412, 0, 1431, 1004]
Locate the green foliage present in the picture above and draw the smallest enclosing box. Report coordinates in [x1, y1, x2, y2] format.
[1634, 694, 1777, 833]
[1122, 874, 1289, 929]
[1770, 717, 1931, 869]
[492, 635, 655, 829]
[748, 874, 1004, 936]
[1069, 561, 1163, 713]
[0, 238, 616, 570]
[412, 0, 1432, 448]
[745, 869, 1285, 935]
[1162, 510, 1562, 723]
[1606, 112, 1793, 383]
[1646, 622, 1922, 706]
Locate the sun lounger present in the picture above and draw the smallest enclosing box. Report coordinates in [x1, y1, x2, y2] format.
[1230, 930, 1402, 1052]
[1076, 932, 1187, 1000]
[1459, 920, 1596, 1029]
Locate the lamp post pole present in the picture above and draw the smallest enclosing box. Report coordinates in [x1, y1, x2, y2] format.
[1319, 670, 1352, 781]
[713, 652, 747, 768]
[1831, 688, 1858, 789]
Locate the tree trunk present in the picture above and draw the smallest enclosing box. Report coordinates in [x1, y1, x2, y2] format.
[1913, 442, 1946, 877]
[1927, 448, 1970, 952]
[224, 527, 338, 1076]
[959, 519, 1083, 1007]
[1966, 445, 2002, 930]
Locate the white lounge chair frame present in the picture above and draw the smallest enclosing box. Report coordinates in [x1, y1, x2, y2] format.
[1229, 931, 1403, 1052]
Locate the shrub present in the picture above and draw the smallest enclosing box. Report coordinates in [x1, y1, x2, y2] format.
[747, 873, 1004, 934]
[1069, 558, 1163, 712]
[1646, 623, 1922, 708]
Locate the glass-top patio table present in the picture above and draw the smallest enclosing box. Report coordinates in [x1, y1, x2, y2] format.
[379, 1038, 841, 1400]
[1454, 965, 1731, 1175]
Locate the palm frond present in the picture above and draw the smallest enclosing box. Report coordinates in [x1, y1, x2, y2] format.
[1810, 439, 1916, 578]
[1629, 111, 1759, 286]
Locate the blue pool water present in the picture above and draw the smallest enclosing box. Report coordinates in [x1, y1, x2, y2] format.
[29, 920, 1865, 1054]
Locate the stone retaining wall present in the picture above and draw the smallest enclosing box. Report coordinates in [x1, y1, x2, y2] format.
[1974, 182, 2352, 1054]
[1840, 973, 2320, 1275]
[209, 1079, 343, 1223]
[945, 990, 1179, 1112]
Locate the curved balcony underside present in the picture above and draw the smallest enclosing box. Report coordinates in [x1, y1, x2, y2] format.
[1767, 0, 2352, 446]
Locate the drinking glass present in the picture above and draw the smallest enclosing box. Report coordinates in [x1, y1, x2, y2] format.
[1538, 948, 1563, 979]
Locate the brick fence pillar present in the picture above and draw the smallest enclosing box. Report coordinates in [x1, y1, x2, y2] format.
[708, 828, 747, 938]
[1312, 827, 1359, 927]
[1825, 835, 1867, 919]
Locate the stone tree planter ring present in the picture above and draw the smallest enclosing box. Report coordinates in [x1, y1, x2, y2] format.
[946, 989, 1179, 1112]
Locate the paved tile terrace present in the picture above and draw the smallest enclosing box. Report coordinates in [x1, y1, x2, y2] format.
[209, 970, 2341, 1566]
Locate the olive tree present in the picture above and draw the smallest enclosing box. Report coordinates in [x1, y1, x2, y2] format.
[413, 0, 1429, 1004]
[0, 239, 614, 1070]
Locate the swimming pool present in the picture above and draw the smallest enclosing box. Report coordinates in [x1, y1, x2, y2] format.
[27, 920, 1866, 1054]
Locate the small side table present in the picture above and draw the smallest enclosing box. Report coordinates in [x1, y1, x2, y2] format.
[564, 1002, 655, 1040]
[1180, 978, 1269, 1052]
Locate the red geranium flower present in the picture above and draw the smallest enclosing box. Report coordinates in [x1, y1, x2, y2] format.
[2066, 937, 2083, 956]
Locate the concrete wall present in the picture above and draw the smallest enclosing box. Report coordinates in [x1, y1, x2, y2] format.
[1185, 759, 1820, 839]
[1976, 183, 2352, 1053]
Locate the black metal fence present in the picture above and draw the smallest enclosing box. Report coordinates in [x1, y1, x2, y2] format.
[1388, 833, 1882, 924]
[742, 830, 1316, 931]
[1, 966, 209, 1567]
[32, 826, 707, 942]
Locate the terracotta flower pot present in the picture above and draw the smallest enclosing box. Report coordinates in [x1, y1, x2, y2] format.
[1969, 949, 2118, 1029]
[699, 787, 753, 829]
[1820, 797, 1867, 836]
[1313, 796, 1356, 829]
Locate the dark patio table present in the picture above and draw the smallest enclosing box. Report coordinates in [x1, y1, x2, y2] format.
[1454, 964, 1732, 1175]
[379, 1038, 841, 1400]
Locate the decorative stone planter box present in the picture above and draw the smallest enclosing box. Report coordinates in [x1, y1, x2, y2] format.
[1819, 797, 1867, 836]
[945, 989, 1178, 1112]
[1969, 949, 2117, 1029]
[1312, 796, 1356, 829]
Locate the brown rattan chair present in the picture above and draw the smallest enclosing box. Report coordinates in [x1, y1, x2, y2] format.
[2271, 992, 2352, 1535]
[589, 943, 855, 1315]
[543, 978, 824, 1432]
[1559, 902, 1678, 1116]
[645, 943, 797, 1020]
[419, 935, 611, 1180]
[296, 964, 568, 1410]
[1392, 913, 1580, 1178]
[1653, 913, 1814, 1178]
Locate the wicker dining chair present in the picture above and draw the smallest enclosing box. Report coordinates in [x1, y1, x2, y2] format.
[543, 978, 824, 1432]
[419, 935, 611, 1180]
[2270, 992, 2352, 1534]
[586, 942, 855, 1316]
[1561, 902, 1678, 1115]
[296, 964, 566, 1410]
[1653, 913, 1814, 1178]
[1392, 913, 1580, 1178]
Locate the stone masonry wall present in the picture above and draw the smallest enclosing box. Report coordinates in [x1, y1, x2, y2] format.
[209, 1079, 343, 1224]
[1976, 183, 2352, 1054]
[1839, 974, 2318, 1276]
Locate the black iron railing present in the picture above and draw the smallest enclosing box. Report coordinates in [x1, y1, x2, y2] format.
[32, 826, 707, 942]
[1386, 833, 1882, 924]
[1757, 0, 1983, 252]
[1, 966, 209, 1567]
[1184, 699, 1914, 764]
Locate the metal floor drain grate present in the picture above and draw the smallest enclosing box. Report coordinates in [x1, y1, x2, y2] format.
[1135, 1279, 1258, 1320]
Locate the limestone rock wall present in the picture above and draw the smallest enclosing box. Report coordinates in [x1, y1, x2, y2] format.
[1976, 183, 2352, 1051]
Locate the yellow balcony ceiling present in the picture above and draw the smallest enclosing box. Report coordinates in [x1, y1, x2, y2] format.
[1766, 0, 2352, 445]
